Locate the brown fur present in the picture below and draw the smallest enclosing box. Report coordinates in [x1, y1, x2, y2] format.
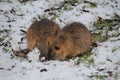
[48, 22, 92, 61]
[26, 19, 62, 60]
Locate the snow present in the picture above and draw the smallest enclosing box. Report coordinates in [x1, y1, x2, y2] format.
[0, 0, 120, 80]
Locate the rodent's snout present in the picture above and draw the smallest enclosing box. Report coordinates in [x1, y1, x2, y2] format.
[47, 48, 55, 60]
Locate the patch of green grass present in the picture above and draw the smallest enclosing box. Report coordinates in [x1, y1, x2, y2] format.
[64, 3, 73, 11]
[90, 4, 97, 8]
[51, 15, 58, 21]
[111, 30, 120, 37]
[112, 47, 117, 53]
[2, 47, 9, 53]
[14, 56, 20, 60]
[77, 52, 94, 65]
[94, 17, 112, 29]
[93, 15, 120, 43]
[2, 35, 8, 40]
[92, 30, 108, 42]
[110, 39, 118, 42]
[17, 13, 24, 16]
[96, 75, 107, 80]
[75, 14, 80, 16]
[113, 72, 119, 80]
[98, 62, 105, 65]
[112, 46, 120, 53]
[92, 17, 115, 42]
[20, 26, 26, 28]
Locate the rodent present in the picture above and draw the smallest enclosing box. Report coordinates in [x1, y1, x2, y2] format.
[48, 22, 92, 61]
[26, 19, 62, 61]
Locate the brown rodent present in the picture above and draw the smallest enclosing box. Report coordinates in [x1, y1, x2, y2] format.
[48, 22, 92, 61]
[26, 19, 62, 61]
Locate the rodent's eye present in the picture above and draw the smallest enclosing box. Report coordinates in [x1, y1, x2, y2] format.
[48, 42, 50, 45]
[54, 46, 60, 51]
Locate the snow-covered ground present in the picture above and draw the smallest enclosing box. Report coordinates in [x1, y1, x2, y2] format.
[0, 0, 120, 80]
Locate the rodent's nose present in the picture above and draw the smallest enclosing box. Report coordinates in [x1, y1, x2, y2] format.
[47, 48, 52, 58]
[47, 48, 55, 60]
[48, 47, 52, 54]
